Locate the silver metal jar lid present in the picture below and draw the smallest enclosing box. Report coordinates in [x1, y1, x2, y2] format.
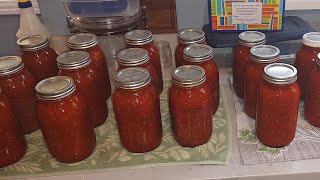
[172, 65, 206, 88]
[0, 56, 24, 76]
[183, 44, 213, 62]
[302, 32, 320, 48]
[114, 67, 151, 90]
[263, 63, 298, 85]
[125, 30, 154, 45]
[67, 33, 98, 50]
[178, 28, 206, 45]
[35, 76, 76, 101]
[17, 35, 49, 51]
[238, 31, 266, 47]
[117, 48, 149, 66]
[56, 51, 91, 70]
[250, 45, 280, 63]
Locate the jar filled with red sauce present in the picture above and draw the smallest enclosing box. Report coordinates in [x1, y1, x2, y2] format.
[67, 33, 111, 99]
[256, 63, 300, 147]
[117, 48, 162, 94]
[169, 65, 213, 147]
[295, 32, 320, 100]
[183, 44, 219, 114]
[113, 67, 162, 153]
[35, 76, 96, 163]
[233, 31, 266, 99]
[244, 45, 280, 119]
[17, 35, 58, 82]
[175, 29, 206, 67]
[125, 30, 163, 93]
[0, 56, 38, 134]
[57, 51, 108, 127]
[305, 53, 320, 127]
[0, 89, 27, 168]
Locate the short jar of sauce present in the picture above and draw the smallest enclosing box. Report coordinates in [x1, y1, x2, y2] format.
[117, 48, 162, 94]
[35, 76, 96, 163]
[0, 89, 27, 168]
[305, 53, 320, 127]
[256, 63, 300, 147]
[183, 44, 220, 114]
[57, 51, 108, 127]
[175, 29, 206, 67]
[169, 65, 213, 147]
[295, 32, 320, 100]
[113, 67, 162, 153]
[0, 56, 38, 134]
[244, 45, 280, 119]
[125, 30, 163, 93]
[17, 35, 58, 82]
[67, 33, 111, 99]
[233, 31, 266, 99]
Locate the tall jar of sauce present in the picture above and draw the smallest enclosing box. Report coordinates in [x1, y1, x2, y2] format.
[295, 32, 320, 100]
[233, 31, 266, 99]
[169, 65, 213, 147]
[0, 56, 38, 134]
[244, 45, 280, 119]
[67, 33, 112, 99]
[183, 44, 220, 114]
[117, 48, 162, 94]
[35, 76, 96, 163]
[256, 63, 300, 147]
[125, 30, 163, 93]
[305, 53, 320, 127]
[17, 35, 58, 82]
[175, 29, 206, 67]
[113, 67, 162, 153]
[57, 51, 108, 127]
[0, 89, 27, 168]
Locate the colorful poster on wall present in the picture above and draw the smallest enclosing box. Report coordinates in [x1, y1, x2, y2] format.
[209, 0, 285, 32]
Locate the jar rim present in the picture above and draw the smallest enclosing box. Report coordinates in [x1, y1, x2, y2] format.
[67, 33, 98, 50]
[57, 51, 91, 70]
[263, 63, 298, 85]
[117, 48, 149, 67]
[178, 28, 206, 45]
[183, 44, 213, 62]
[114, 67, 151, 90]
[17, 35, 49, 51]
[250, 45, 280, 63]
[125, 30, 154, 45]
[172, 65, 206, 88]
[0, 56, 24, 76]
[238, 31, 266, 47]
[35, 76, 76, 101]
[302, 32, 320, 48]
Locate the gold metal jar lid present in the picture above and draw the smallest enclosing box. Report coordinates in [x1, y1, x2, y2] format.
[35, 76, 76, 101]
[178, 28, 206, 45]
[114, 67, 151, 90]
[183, 44, 213, 62]
[125, 30, 154, 46]
[238, 31, 266, 47]
[172, 65, 206, 88]
[263, 63, 298, 85]
[17, 35, 49, 51]
[117, 48, 149, 67]
[67, 33, 98, 50]
[250, 45, 280, 63]
[56, 51, 91, 70]
[0, 56, 24, 76]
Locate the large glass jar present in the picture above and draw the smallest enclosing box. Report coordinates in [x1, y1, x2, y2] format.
[0, 90, 27, 168]
[183, 44, 219, 114]
[57, 51, 108, 127]
[0, 56, 38, 134]
[169, 65, 213, 147]
[175, 29, 206, 67]
[113, 68, 162, 153]
[17, 35, 58, 82]
[244, 45, 280, 119]
[233, 31, 266, 99]
[295, 32, 320, 100]
[117, 48, 162, 94]
[256, 63, 300, 147]
[35, 76, 96, 163]
[125, 30, 163, 92]
[67, 33, 112, 99]
[305, 53, 320, 127]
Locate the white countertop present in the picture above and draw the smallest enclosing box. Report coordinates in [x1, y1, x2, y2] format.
[20, 68, 320, 180]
